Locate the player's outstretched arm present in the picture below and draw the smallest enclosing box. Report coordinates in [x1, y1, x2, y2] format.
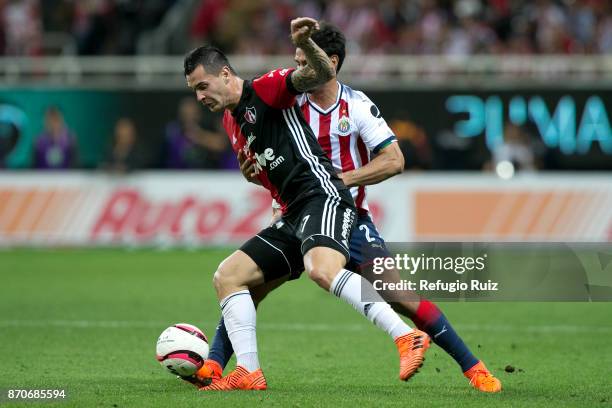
[290, 17, 335, 93]
[340, 142, 404, 188]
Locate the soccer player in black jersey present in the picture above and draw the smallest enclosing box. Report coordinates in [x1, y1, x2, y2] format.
[184, 17, 428, 391]
[198, 22, 501, 393]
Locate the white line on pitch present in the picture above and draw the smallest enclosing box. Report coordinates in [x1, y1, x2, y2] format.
[0, 320, 611, 333]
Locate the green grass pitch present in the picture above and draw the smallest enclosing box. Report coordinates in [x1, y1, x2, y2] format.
[1, 249, 611, 407]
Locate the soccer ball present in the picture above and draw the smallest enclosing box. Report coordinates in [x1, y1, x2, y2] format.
[156, 323, 209, 377]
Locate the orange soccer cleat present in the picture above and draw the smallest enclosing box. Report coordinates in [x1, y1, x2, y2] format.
[395, 329, 430, 381]
[195, 359, 223, 386]
[463, 361, 502, 393]
[199, 365, 267, 391]
[180, 359, 223, 388]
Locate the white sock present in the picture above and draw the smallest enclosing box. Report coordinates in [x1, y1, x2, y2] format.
[330, 269, 413, 339]
[219, 290, 260, 371]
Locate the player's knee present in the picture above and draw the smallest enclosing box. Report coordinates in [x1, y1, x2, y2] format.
[213, 261, 235, 293]
[306, 266, 333, 290]
[212, 269, 225, 294]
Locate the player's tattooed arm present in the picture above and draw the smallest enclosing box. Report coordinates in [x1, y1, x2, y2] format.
[290, 18, 335, 92]
[291, 39, 335, 92]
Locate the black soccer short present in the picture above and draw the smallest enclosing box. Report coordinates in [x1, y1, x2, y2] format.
[240, 193, 357, 282]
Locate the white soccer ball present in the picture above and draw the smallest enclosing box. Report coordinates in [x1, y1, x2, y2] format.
[156, 323, 209, 377]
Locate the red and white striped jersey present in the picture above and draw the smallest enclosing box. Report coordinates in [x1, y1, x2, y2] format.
[297, 82, 397, 214]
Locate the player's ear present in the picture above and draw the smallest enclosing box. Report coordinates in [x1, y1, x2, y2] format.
[330, 55, 339, 73]
[221, 66, 231, 84]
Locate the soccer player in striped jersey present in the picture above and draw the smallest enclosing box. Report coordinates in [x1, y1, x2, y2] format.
[184, 17, 429, 391]
[195, 22, 501, 393]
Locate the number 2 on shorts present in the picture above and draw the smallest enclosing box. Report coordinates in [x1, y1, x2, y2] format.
[359, 224, 375, 242]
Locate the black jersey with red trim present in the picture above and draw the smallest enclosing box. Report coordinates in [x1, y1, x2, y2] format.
[223, 68, 350, 213]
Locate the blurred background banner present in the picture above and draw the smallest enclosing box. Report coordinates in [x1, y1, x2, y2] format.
[368, 174, 612, 242]
[0, 89, 122, 168]
[0, 173, 272, 246]
[0, 173, 610, 246]
[1, 87, 610, 170]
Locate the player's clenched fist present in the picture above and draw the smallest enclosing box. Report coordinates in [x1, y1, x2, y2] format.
[290, 17, 319, 46]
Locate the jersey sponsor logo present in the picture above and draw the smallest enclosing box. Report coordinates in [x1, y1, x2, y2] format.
[246, 133, 256, 149]
[337, 116, 353, 136]
[244, 106, 257, 124]
[253, 147, 285, 173]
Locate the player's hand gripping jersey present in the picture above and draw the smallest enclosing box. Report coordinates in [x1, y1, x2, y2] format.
[223, 68, 351, 214]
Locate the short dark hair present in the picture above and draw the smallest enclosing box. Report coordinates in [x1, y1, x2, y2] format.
[184, 45, 236, 77]
[311, 22, 346, 73]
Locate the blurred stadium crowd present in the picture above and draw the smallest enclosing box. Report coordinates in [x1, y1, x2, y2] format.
[0, 0, 610, 173]
[1, 0, 611, 56]
[8, 101, 235, 172]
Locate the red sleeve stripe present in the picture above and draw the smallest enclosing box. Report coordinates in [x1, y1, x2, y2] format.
[252, 68, 297, 109]
[318, 110, 332, 158]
